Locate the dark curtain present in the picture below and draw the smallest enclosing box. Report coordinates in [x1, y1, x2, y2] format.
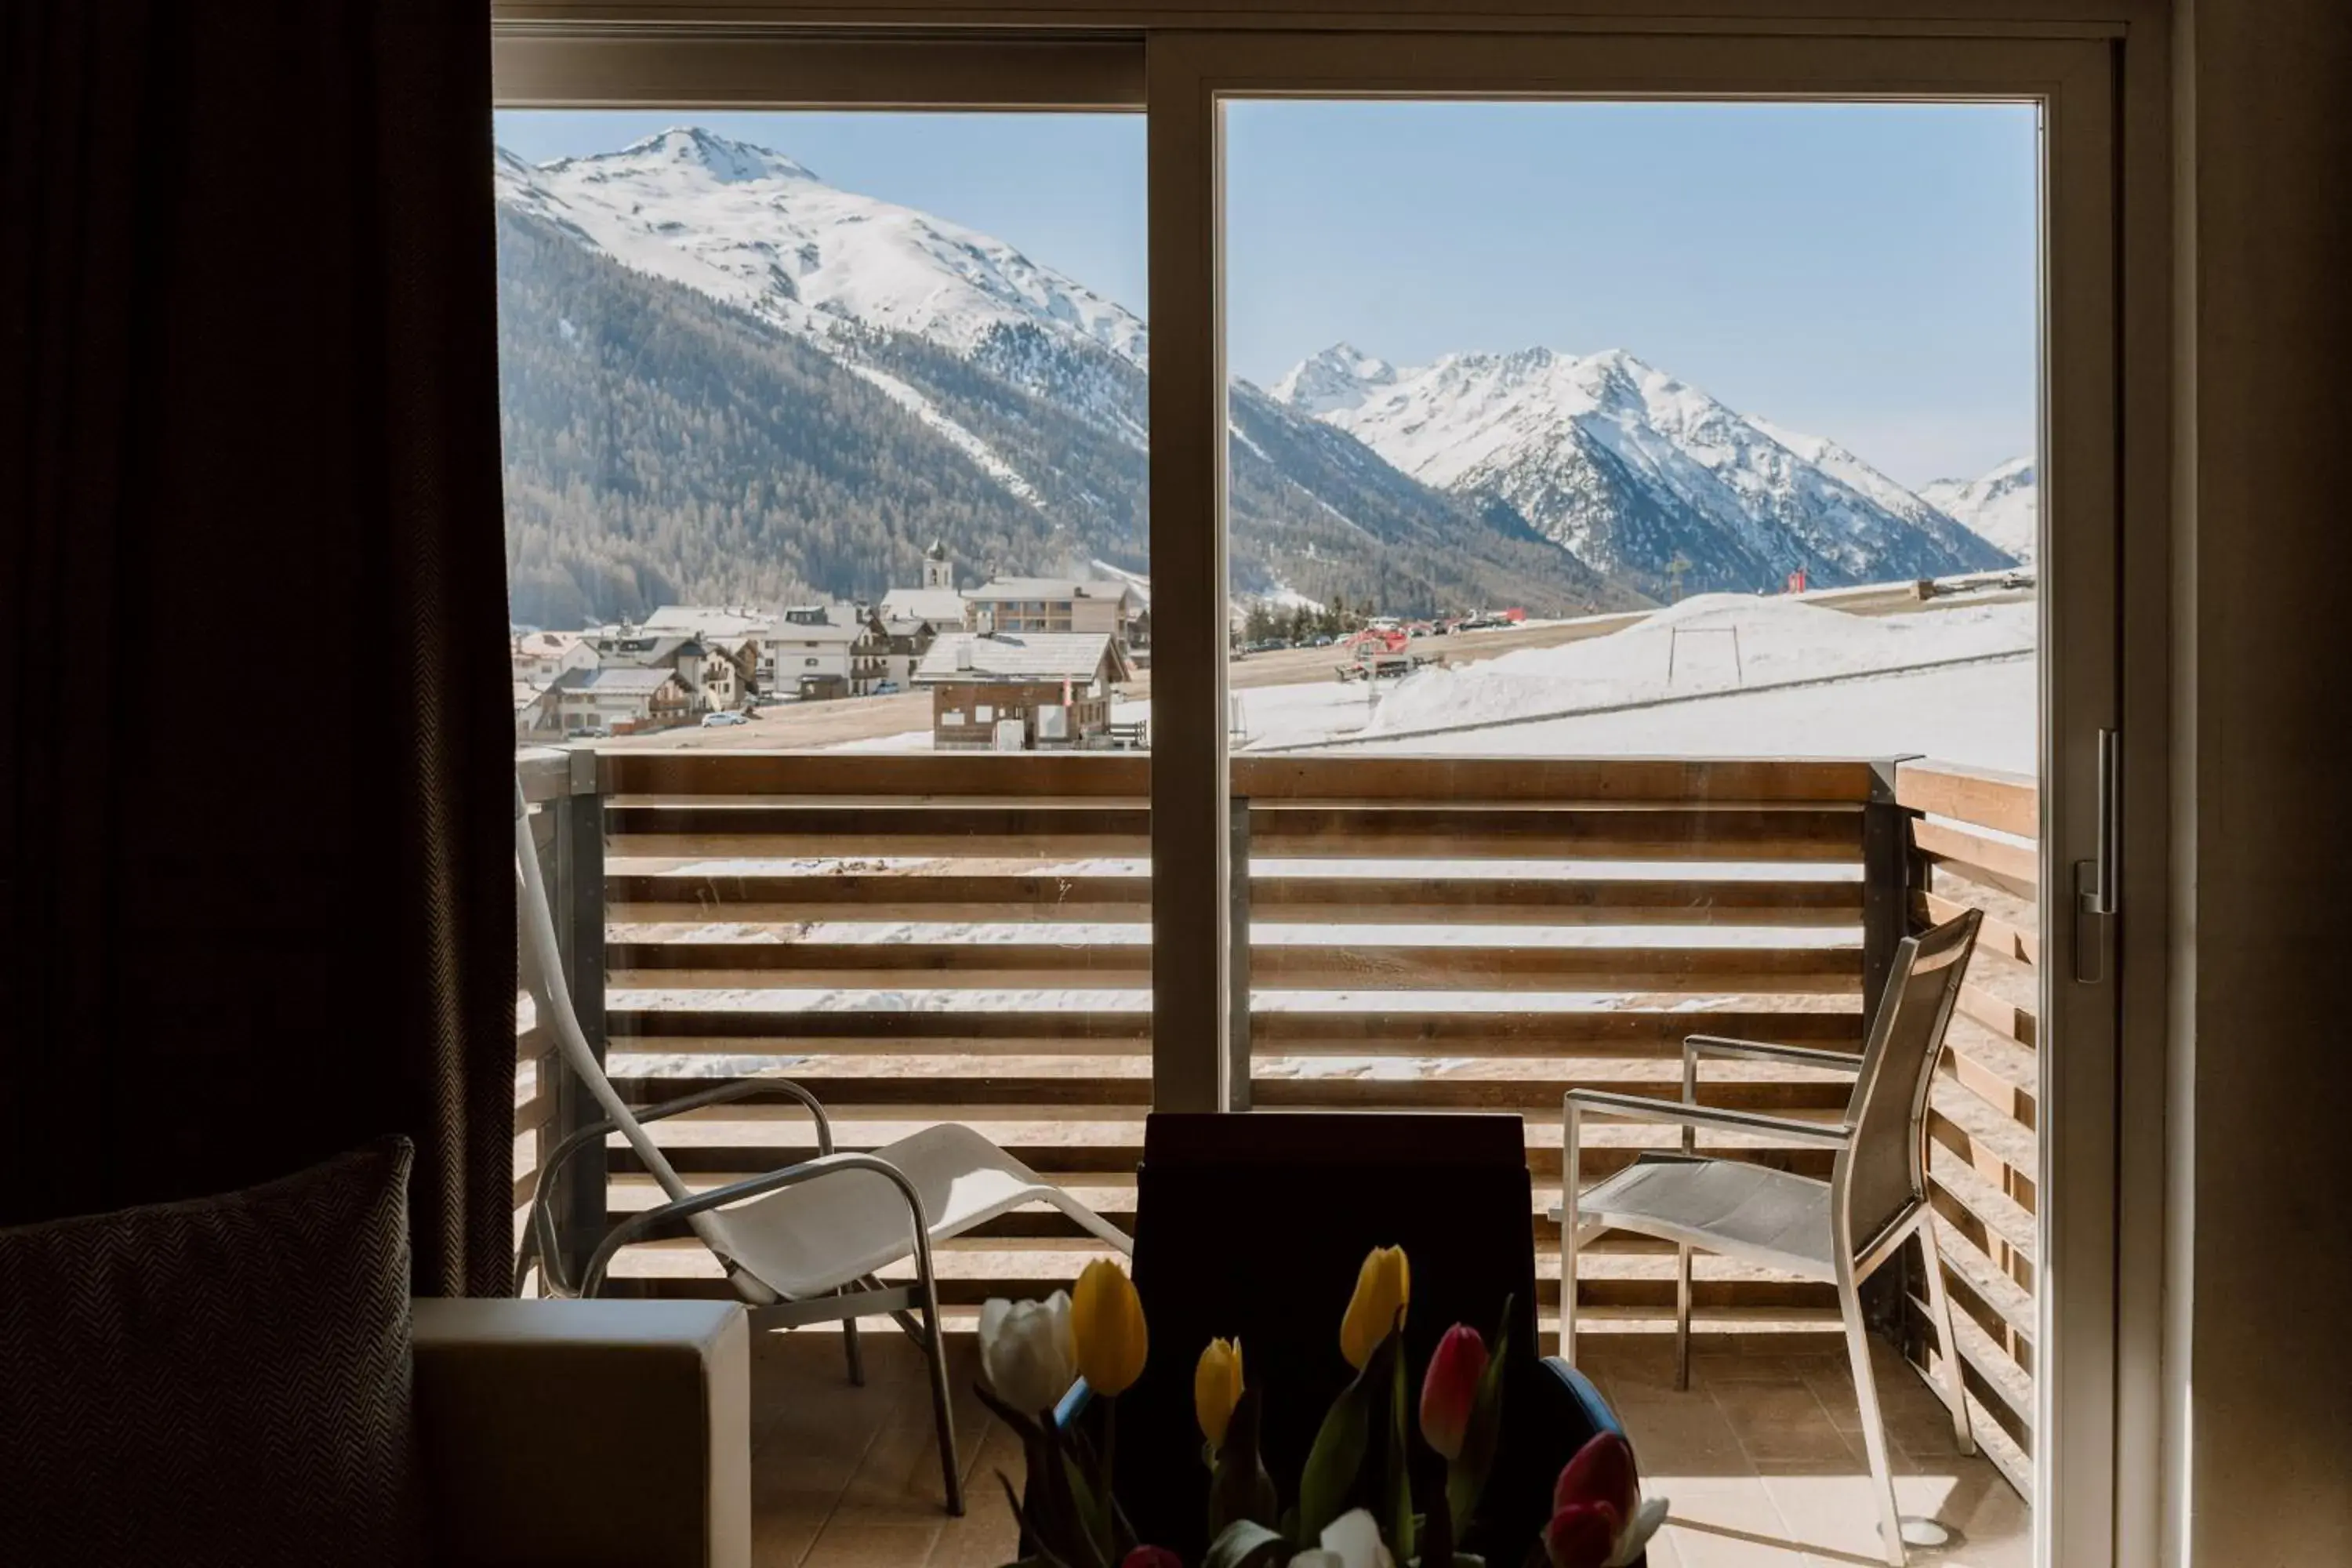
[0, 0, 514, 1294]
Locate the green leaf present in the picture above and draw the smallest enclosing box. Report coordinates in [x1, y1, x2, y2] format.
[1447, 1294, 1515, 1539]
[1203, 1520, 1293, 1568]
[1209, 1385, 1282, 1539]
[1388, 1330, 1417, 1563]
[1298, 1328, 1396, 1542]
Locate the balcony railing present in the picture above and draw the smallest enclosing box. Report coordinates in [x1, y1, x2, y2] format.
[514, 748, 2039, 1497]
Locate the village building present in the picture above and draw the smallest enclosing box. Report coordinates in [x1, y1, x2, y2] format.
[964, 575, 1144, 648]
[763, 615, 861, 700]
[912, 630, 1132, 750]
[853, 612, 938, 695]
[511, 630, 599, 688]
[880, 539, 969, 630]
[641, 605, 773, 698]
[537, 666, 691, 736]
[588, 622, 742, 713]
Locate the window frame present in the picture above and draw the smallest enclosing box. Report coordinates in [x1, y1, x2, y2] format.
[490, 16, 2176, 1566]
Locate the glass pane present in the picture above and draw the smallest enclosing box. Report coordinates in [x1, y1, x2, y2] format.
[1225, 97, 2041, 1544]
[498, 111, 1145, 1314]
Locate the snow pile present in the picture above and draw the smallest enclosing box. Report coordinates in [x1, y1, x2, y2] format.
[1365, 593, 2035, 737]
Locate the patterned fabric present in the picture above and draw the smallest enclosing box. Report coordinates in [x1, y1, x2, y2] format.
[0, 1139, 420, 1566]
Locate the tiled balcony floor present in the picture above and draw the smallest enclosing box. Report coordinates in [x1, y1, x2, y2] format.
[751, 1329, 2030, 1568]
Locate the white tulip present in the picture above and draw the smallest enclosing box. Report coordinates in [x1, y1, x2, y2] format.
[1290, 1509, 1394, 1568]
[977, 1290, 1076, 1420]
[1606, 1494, 1671, 1567]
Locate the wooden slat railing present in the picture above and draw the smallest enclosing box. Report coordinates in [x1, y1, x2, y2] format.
[550, 750, 2035, 1497]
[1894, 757, 2041, 1495]
[584, 754, 1874, 1329]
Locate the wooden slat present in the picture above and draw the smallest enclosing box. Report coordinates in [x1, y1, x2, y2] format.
[608, 872, 1864, 927]
[598, 751, 1882, 805]
[1957, 982, 2039, 1051]
[1912, 818, 2039, 897]
[606, 801, 1864, 863]
[1894, 758, 2039, 839]
[606, 801, 1147, 859]
[1249, 804, 1861, 862]
[1239, 756, 1879, 803]
[607, 1071, 1855, 1114]
[1917, 888, 2039, 965]
[601, 750, 1146, 799]
[604, 1006, 1864, 1058]
[610, 1007, 1151, 1048]
[607, 940, 1860, 993]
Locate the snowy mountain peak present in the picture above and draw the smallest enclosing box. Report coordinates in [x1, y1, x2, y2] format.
[1268, 341, 1398, 414]
[569, 126, 819, 186]
[492, 129, 1149, 387]
[1280, 341, 2013, 593]
[1920, 458, 2038, 563]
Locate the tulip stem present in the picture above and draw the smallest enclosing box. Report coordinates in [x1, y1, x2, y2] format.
[1098, 1398, 1120, 1557]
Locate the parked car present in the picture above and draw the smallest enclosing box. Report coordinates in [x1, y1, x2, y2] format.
[872, 680, 902, 695]
[574, 726, 610, 739]
[700, 710, 750, 728]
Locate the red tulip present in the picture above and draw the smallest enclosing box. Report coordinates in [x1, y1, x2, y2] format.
[1553, 1432, 1640, 1526]
[1121, 1549, 1183, 1568]
[1418, 1323, 1490, 1460]
[1544, 1500, 1623, 1568]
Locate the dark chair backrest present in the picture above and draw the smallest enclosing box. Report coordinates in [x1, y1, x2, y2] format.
[1838, 909, 1982, 1254]
[1116, 1112, 1592, 1559]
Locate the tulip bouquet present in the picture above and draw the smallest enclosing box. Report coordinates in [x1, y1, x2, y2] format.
[978, 1248, 1666, 1568]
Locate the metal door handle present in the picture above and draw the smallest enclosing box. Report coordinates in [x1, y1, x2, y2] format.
[2073, 728, 2118, 983]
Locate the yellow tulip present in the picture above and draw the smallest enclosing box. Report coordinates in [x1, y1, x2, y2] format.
[1339, 1245, 1410, 1370]
[1071, 1258, 1149, 1396]
[1195, 1338, 1245, 1449]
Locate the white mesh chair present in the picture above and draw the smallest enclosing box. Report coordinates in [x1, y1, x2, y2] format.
[1555, 910, 1982, 1566]
[513, 781, 1132, 1515]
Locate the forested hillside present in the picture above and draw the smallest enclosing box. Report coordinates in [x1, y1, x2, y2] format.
[497, 203, 1645, 627]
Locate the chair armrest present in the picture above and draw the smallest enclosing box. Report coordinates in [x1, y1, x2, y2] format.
[411, 1298, 750, 1568]
[1682, 1035, 1865, 1071]
[524, 1076, 835, 1297]
[1563, 1089, 1853, 1149]
[581, 1151, 935, 1298]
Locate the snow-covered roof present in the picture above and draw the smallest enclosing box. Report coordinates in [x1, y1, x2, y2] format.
[913, 632, 1129, 684]
[880, 587, 968, 624]
[552, 667, 681, 695]
[764, 620, 861, 644]
[642, 605, 774, 637]
[514, 630, 588, 656]
[965, 577, 1141, 603]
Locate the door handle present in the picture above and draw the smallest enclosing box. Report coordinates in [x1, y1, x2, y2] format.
[2072, 728, 2118, 984]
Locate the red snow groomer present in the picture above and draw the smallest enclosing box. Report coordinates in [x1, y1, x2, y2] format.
[1335, 626, 1432, 683]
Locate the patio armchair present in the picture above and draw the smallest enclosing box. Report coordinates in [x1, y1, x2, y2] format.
[1555, 910, 1983, 1567]
[514, 779, 1133, 1516]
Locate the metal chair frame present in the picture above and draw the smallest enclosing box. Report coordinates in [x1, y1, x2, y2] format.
[515, 777, 1131, 1518]
[1559, 912, 1983, 1566]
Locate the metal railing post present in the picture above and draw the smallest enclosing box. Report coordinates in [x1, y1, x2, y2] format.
[552, 748, 608, 1286]
[1861, 757, 1924, 1344]
[1860, 757, 1922, 1023]
[1226, 794, 1251, 1111]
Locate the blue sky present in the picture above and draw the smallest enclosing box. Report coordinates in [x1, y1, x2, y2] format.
[496, 103, 2036, 487]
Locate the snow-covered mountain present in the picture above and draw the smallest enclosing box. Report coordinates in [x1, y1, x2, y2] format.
[1920, 458, 2038, 564]
[1269, 343, 2014, 597]
[496, 129, 1145, 432]
[495, 126, 2000, 618]
[494, 129, 1636, 621]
